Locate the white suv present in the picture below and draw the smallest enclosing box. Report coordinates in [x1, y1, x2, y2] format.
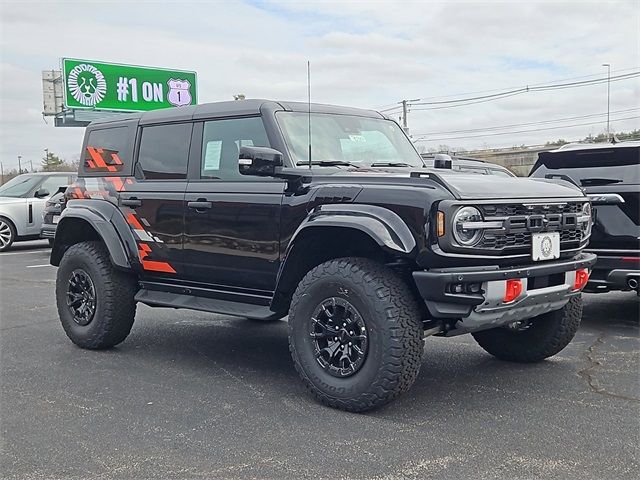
[0, 172, 76, 251]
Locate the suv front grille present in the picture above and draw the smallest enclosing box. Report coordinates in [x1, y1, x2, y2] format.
[478, 202, 582, 217]
[475, 201, 585, 254]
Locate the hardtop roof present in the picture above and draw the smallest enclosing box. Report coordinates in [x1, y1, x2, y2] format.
[89, 99, 384, 126]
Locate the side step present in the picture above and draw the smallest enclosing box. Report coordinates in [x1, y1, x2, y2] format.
[134, 289, 284, 320]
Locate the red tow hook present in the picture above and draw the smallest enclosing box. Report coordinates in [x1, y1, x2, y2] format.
[503, 279, 523, 303]
[573, 269, 590, 291]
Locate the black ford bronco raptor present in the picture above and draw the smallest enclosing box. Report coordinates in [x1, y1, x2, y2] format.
[52, 100, 596, 412]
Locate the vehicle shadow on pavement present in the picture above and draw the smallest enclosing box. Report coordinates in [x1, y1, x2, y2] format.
[580, 292, 639, 328]
[102, 293, 638, 415]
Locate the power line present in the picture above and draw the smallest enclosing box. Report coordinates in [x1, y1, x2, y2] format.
[415, 115, 640, 142]
[412, 108, 640, 137]
[375, 66, 639, 110]
[379, 70, 640, 115]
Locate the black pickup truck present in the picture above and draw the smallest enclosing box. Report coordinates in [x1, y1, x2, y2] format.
[51, 100, 595, 411]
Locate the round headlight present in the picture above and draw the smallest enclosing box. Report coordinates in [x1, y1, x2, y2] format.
[453, 206, 483, 246]
[581, 202, 592, 238]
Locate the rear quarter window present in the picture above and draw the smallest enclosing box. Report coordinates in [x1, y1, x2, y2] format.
[82, 123, 136, 176]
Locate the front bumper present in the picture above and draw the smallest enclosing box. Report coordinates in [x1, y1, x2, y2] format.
[413, 253, 597, 335]
[40, 224, 57, 239]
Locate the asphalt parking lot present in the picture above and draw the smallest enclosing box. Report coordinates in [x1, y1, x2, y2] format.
[1, 241, 638, 480]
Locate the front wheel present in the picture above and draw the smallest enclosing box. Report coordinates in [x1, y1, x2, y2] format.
[56, 241, 137, 349]
[288, 258, 424, 412]
[472, 296, 583, 363]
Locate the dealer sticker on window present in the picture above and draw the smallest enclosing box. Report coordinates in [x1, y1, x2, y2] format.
[531, 232, 560, 261]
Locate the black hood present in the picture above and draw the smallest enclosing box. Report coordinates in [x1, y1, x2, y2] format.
[311, 166, 585, 200]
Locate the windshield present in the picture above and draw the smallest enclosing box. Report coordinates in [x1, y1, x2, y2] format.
[276, 112, 425, 167]
[0, 175, 40, 198]
[531, 146, 640, 184]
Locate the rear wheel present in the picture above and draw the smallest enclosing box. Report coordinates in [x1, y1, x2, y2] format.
[472, 296, 582, 362]
[0, 217, 16, 252]
[56, 241, 137, 349]
[288, 257, 424, 412]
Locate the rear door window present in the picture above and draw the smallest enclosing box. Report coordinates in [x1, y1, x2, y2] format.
[136, 123, 193, 180]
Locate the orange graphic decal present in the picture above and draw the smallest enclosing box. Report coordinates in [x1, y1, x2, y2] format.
[105, 176, 124, 191]
[85, 147, 123, 172]
[126, 213, 145, 230]
[137, 243, 176, 273]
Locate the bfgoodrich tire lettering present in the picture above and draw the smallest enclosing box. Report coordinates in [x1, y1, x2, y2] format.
[472, 296, 583, 362]
[288, 257, 424, 412]
[56, 241, 137, 349]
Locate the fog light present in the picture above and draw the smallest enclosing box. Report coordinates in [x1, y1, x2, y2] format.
[503, 279, 523, 303]
[450, 283, 464, 294]
[573, 269, 590, 291]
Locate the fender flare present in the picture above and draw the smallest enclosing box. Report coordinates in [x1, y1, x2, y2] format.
[289, 203, 417, 255]
[270, 204, 417, 313]
[51, 200, 137, 270]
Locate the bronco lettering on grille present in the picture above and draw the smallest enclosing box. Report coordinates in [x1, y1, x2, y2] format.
[504, 213, 578, 233]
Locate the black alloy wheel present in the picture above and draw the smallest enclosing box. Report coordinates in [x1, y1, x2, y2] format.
[67, 268, 97, 326]
[310, 297, 369, 377]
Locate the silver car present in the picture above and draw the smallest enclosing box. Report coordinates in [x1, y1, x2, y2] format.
[0, 172, 76, 251]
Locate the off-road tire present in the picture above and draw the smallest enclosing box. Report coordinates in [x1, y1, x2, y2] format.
[0, 216, 16, 252]
[56, 241, 137, 349]
[472, 296, 583, 362]
[288, 257, 424, 412]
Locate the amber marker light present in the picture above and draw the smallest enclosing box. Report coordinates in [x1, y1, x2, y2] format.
[437, 211, 445, 237]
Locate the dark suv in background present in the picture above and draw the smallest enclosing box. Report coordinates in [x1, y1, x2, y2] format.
[530, 141, 640, 294]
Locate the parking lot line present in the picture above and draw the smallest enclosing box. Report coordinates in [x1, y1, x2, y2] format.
[25, 264, 54, 268]
[0, 249, 50, 256]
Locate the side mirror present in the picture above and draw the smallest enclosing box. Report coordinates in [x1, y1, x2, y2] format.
[239, 146, 284, 176]
[34, 188, 50, 198]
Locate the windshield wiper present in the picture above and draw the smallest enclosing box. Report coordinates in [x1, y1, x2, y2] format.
[369, 162, 414, 167]
[296, 160, 360, 168]
[579, 178, 623, 186]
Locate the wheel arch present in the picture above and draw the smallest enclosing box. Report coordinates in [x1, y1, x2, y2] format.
[270, 205, 418, 314]
[50, 200, 137, 271]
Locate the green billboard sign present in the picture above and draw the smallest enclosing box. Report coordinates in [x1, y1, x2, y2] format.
[62, 58, 197, 112]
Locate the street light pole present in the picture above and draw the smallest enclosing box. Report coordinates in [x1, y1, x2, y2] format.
[602, 63, 611, 141]
[17, 155, 22, 174]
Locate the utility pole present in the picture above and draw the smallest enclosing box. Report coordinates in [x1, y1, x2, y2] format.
[602, 63, 611, 141]
[17, 155, 22, 174]
[401, 100, 408, 130]
[399, 99, 419, 134]
[30, 160, 33, 172]
[1, 162, 4, 185]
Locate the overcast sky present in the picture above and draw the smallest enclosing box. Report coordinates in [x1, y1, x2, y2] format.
[1, 0, 638, 170]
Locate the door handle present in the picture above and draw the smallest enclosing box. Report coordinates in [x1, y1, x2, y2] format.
[188, 200, 212, 211]
[121, 197, 142, 207]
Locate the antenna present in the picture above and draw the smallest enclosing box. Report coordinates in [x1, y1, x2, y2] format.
[307, 60, 312, 168]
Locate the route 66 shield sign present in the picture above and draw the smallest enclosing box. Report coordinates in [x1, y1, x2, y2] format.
[167, 78, 192, 107]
